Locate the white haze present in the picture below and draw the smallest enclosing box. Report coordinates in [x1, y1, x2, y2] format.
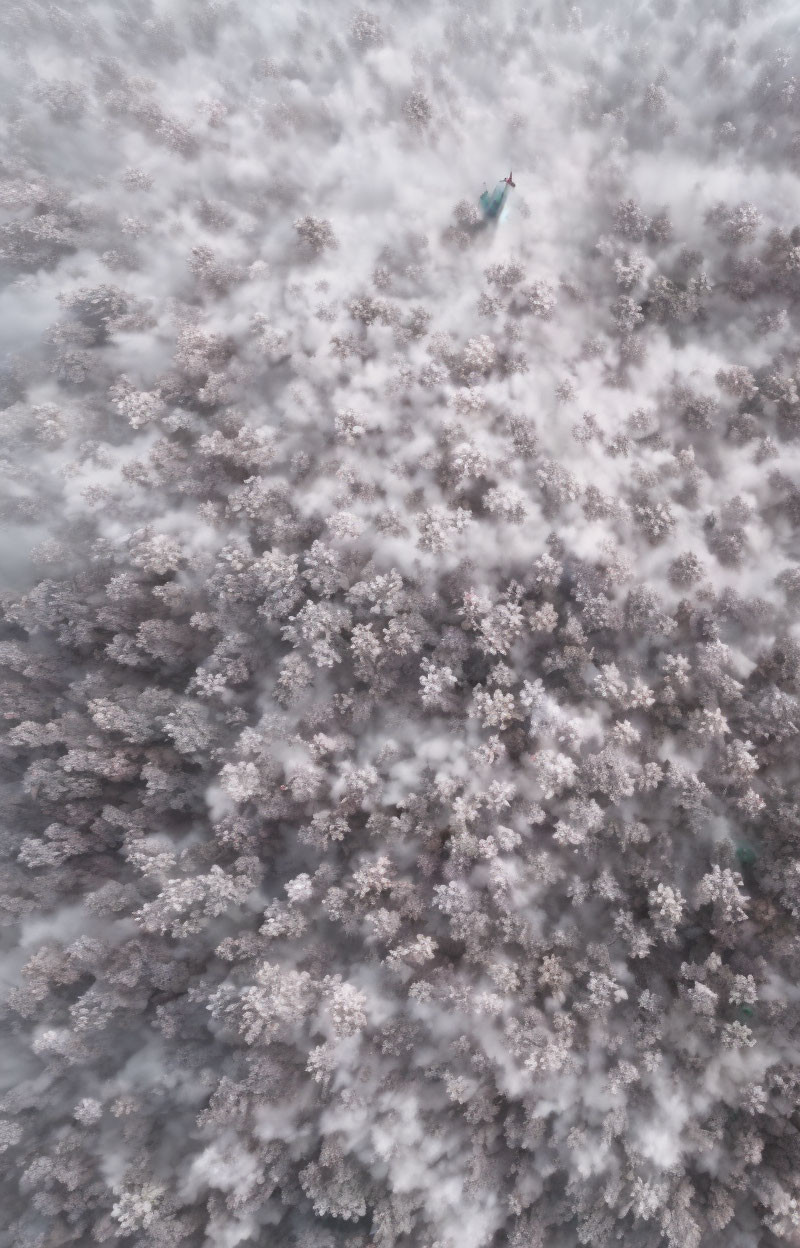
[1, 1, 800, 1246]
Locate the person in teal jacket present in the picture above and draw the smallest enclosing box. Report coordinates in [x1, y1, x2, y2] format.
[479, 171, 516, 221]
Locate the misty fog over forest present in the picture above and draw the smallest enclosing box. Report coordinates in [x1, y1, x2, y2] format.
[2, 1, 800, 1245]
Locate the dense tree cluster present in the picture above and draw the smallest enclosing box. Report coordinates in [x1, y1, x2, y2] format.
[1, 1, 800, 1247]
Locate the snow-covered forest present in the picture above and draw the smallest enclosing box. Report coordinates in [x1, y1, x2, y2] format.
[2, 0, 800, 1245]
